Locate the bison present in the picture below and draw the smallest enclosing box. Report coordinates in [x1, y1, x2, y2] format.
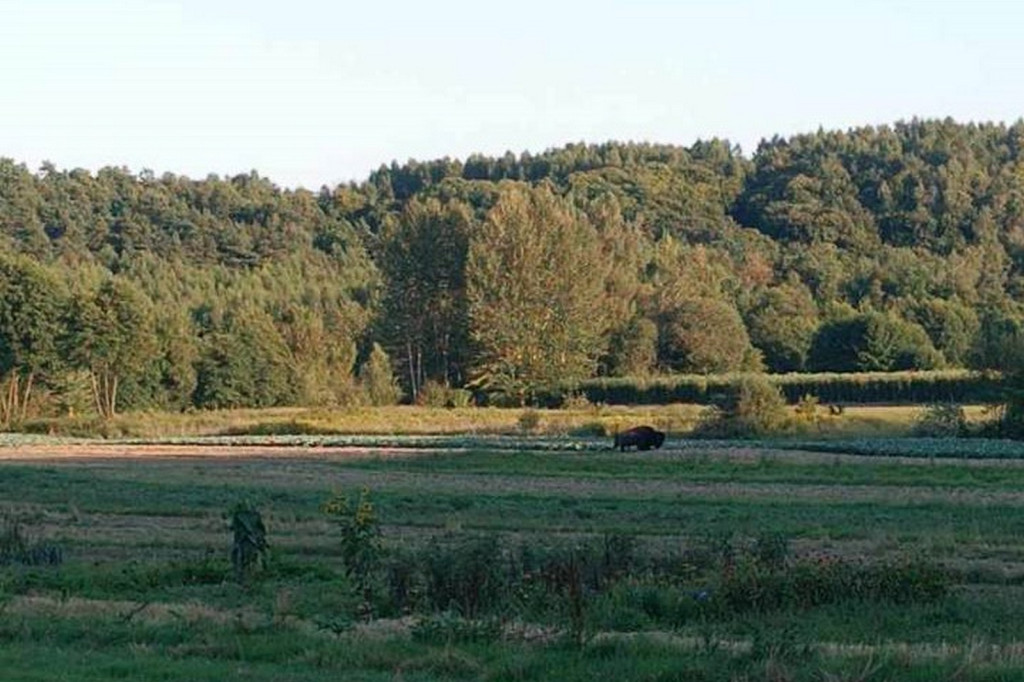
[613, 425, 666, 452]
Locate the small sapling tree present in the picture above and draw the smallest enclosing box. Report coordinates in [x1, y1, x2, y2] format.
[322, 488, 381, 618]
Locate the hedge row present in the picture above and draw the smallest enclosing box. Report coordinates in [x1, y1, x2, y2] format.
[539, 370, 1004, 406]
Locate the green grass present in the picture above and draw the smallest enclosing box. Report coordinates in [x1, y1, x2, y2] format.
[334, 446, 1024, 487]
[4, 434, 1024, 678]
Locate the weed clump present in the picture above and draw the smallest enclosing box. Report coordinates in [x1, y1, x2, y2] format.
[228, 502, 269, 583]
[306, 494, 952, 643]
[517, 409, 541, 433]
[793, 393, 820, 424]
[914, 403, 967, 437]
[423, 534, 505, 618]
[718, 555, 950, 614]
[0, 518, 62, 566]
[416, 380, 472, 408]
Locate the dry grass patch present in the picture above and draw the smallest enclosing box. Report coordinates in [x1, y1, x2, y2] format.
[19, 404, 708, 440]
[7, 594, 266, 629]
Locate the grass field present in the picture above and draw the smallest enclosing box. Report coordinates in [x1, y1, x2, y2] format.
[2, 411, 1024, 679]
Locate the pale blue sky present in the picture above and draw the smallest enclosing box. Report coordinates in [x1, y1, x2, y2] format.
[1, 0, 1022, 189]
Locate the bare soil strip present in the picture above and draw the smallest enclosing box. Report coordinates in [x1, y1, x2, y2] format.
[0, 443, 425, 460]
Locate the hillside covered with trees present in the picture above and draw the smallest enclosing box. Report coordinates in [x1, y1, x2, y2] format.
[2, 118, 1024, 417]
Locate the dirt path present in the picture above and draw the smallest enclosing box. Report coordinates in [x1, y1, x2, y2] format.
[0, 442, 425, 460]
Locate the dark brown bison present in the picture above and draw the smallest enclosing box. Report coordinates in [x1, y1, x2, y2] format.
[613, 425, 666, 452]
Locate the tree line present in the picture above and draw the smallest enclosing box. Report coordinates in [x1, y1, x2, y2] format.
[2, 118, 1024, 416]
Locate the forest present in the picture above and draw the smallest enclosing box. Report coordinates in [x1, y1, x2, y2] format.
[2, 117, 1024, 419]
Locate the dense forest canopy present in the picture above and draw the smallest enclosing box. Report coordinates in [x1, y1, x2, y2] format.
[2, 118, 1024, 416]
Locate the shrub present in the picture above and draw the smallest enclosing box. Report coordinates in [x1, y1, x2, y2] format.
[228, 502, 268, 583]
[416, 380, 473, 408]
[322, 488, 381, 587]
[560, 391, 593, 410]
[359, 343, 402, 406]
[383, 548, 425, 615]
[518, 409, 541, 432]
[751, 531, 790, 571]
[793, 394, 820, 423]
[914, 403, 967, 437]
[415, 380, 449, 407]
[423, 534, 507, 618]
[733, 377, 789, 433]
[692, 376, 789, 437]
[322, 488, 383, 619]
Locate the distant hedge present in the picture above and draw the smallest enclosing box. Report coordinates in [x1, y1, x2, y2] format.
[536, 370, 1003, 406]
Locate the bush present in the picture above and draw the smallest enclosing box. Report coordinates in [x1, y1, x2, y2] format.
[424, 535, 507, 618]
[750, 531, 790, 571]
[518, 409, 541, 432]
[359, 343, 402, 406]
[734, 377, 789, 433]
[793, 394, 820, 423]
[914, 403, 967, 437]
[383, 548, 425, 615]
[322, 489, 381, 589]
[692, 376, 789, 437]
[228, 502, 268, 583]
[560, 391, 593, 410]
[416, 380, 473, 408]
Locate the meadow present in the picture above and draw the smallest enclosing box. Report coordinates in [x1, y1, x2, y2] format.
[2, 405, 1024, 680]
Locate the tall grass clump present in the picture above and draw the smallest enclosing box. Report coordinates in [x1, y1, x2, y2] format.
[0, 517, 62, 566]
[518, 408, 542, 433]
[423, 534, 506, 619]
[416, 380, 473, 408]
[228, 501, 269, 583]
[717, 554, 950, 614]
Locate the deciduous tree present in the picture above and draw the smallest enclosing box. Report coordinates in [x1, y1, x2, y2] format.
[0, 254, 67, 424]
[64, 277, 158, 418]
[466, 184, 613, 401]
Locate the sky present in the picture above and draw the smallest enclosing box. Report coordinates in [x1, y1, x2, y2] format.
[1, 0, 1022, 190]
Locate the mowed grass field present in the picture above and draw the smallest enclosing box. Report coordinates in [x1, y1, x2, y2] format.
[3, 428, 1024, 680]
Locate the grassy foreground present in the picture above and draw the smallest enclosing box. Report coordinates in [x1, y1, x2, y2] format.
[1, 422, 1024, 679]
